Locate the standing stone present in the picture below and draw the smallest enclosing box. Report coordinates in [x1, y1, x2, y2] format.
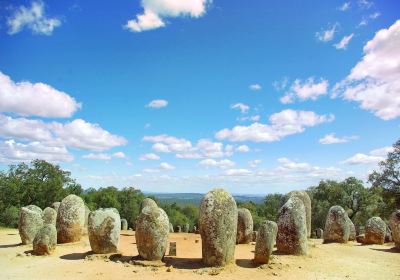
[56, 194, 85, 243]
[88, 208, 121, 254]
[169, 223, 174, 233]
[277, 197, 308, 255]
[199, 188, 238, 267]
[176, 225, 181, 233]
[254, 221, 278, 264]
[315, 228, 323, 239]
[52, 202, 60, 213]
[33, 224, 57, 255]
[135, 206, 169, 261]
[365, 217, 386, 245]
[236, 208, 254, 244]
[323, 206, 350, 243]
[346, 217, 356, 241]
[169, 242, 177, 256]
[183, 223, 189, 233]
[282, 190, 312, 238]
[121, 219, 128, 230]
[252, 231, 258, 242]
[390, 210, 400, 248]
[42, 207, 57, 226]
[140, 198, 158, 212]
[385, 224, 392, 243]
[18, 206, 43, 245]
[83, 205, 90, 235]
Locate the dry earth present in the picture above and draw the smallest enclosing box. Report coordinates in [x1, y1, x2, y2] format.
[1, 228, 400, 280]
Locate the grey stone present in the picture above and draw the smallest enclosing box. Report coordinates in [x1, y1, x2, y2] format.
[88, 208, 121, 254]
[42, 207, 57, 226]
[18, 205, 43, 245]
[252, 231, 258, 242]
[346, 217, 356, 241]
[323, 205, 350, 243]
[365, 216, 386, 245]
[83, 204, 90, 235]
[254, 220, 277, 264]
[385, 224, 392, 243]
[121, 218, 128, 230]
[389, 210, 400, 248]
[140, 198, 158, 212]
[282, 190, 312, 238]
[277, 197, 308, 255]
[315, 228, 323, 239]
[236, 208, 254, 244]
[56, 194, 85, 243]
[135, 206, 169, 261]
[199, 188, 238, 266]
[169, 223, 174, 233]
[33, 224, 57, 255]
[52, 202, 60, 213]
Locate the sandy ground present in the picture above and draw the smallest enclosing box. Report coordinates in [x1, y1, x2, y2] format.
[1, 228, 400, 280]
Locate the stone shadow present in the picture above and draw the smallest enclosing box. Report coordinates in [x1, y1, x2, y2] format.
[0, 243, 21, 248]
[164, 257, 205, 269]
[370, 247, 400, 253]
[60, 251, 91, 260]
[235, 259, 256, 268]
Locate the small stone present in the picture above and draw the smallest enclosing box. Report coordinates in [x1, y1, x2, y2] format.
[365, 217, 386, 245]
[167, 266, 174, 272]
[121, 218, 128, 230]
[18, 205, 43, 245]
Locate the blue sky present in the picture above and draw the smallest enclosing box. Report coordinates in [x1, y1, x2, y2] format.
[0, 0, 399, 194]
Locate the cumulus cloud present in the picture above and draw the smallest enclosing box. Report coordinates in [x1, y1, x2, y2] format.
[231, 103, 249, 114]
[124, 0, 211, 32]
[82, 152, 126, 160]
[0, 114, 53, 141]
[0, 72, 81, 118]
[334, 33, 354, 50]
[7, 0, 61, 35]
[146, 99, 168, 108]
[319, 133, 358, 144]
[342, 146, 393, 165]
[160, 162, 175, 170]
[280, 77, 329, 103]
[237, 115, 260, 122]
[338, 2, 351, 11]
[139, 153, 160, 160]
[223, 168, 252, 176]
[216, 109, 334, 142]
[316, 23, 339, 42]
[249, 84, 262, 91]
[199, 159, 235, 169]
[248, 159, 261, 168]
[369, 146, 394, 157]
[332, 20, 400, 120]
[236, 145, 250, 152]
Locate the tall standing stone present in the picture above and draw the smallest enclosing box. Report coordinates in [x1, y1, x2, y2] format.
[236, 208, 254, 244]
[140, 198, 158, 212]
[33, 224, 57, 255]
[88, 208, 121, 254]
[346, 216, 356, 241]
[365, 217, 386, 245]
[323, 206, 350, 243]
[121, 218, 128, 230]
[18, 205, 43, 245]
[389, 210, 400, 248]
[254, 220, 278, 264]
[42, 207, 57, 226]
[199, 188, 238, 266]
[277, 197, 308, 255]
[56, 194, 85, 243]
[282, 190, 312, 238]
[135, 206, 169, 261]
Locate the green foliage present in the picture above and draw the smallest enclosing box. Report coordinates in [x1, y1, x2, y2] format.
[161, 202, 198, 228]
[0, 206, 20, 228]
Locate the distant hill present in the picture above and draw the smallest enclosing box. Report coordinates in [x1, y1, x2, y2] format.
[144, 192, 265, 206]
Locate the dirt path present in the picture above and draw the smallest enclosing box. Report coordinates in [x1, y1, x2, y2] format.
[1, 228, 399, 279]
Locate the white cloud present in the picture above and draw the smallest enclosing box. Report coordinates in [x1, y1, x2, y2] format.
[237, 115, 260, 122]
[358, 0, 373, 9]
[231, 103, 249, 114]
[334, 33, 354, 50]
[0, 71, 81, 118]
[140, 153, 160, 160]
[82, 152, 125, 161]
[316, 23, 339, 42]
[319, 133, 358, 144]
[124, 0, 211, 32]
[333, 20, 400, 120]
[224, 168, 252, 176]
[358, 12, 381, 27]
[369, 146, 394, 157]
[338, 2, 351, 11]
[7, 0, 61, 35]
[236, 145, 250, 153]
[369, 12, 380, 19]
[216, 109, 334, 143]
[146, 99, 168, 108]
[249, 84, 262, 91]
[113, 152, 126, 158]
[342, 153, 383, 165]
[0, 114, 52, 141]
[53, 119, 127, 151]
[0, 139, 73, 163]
[160, 162, 175, 170]
[199, 159, 235, 169]
[248, 159, 261, 168]
[280, 77, 329, 103]
[272, 77, 289, 91]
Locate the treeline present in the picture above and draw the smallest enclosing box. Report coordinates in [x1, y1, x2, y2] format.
[0, 139, 398, 230]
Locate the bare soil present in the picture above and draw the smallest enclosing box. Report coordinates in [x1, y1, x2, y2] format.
[1, 228, 399, 279]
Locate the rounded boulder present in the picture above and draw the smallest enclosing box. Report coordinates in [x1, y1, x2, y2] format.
[56, 194, 85, 243]
[236, 208, 254, 244]
[365, 216, 386, 245]
[140, 198, 158, 212]
[18, 205, 43, 245]
[33, 224, 57, 255]
[323, 206, 350, 243]
[121, 218, 128, 230]
[199, 188, 238, 267]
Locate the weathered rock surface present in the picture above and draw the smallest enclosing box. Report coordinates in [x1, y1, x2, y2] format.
[356, 234, 365, 244]
[199, 188, 238, 266]
[18, 205, 43, 245]
[33, 224, 57, 255]
[83, 205, 90, 235]
[121, 218, 128, 230]
[323, 206, 350, 243]
[277, 197, 308, 255]
[169, 223, 174, 233]
[365, 216, 386, 245]
[254, 220, 278, 264]
[385, 224, 392, 243]
[389, 210, 400, 248]
[56, 194, 85, 243]
[42, 207, 57, 226]
[282, 190, 312, 238]
[236, 208, 254, 244]
[315, 228, 323, 239]
[135, 206, 169, 261]
[52, 202, 60, 213]
[346, 217, 356, 241]
[88, 208, 121, 254]
[140, 198, 158, 212]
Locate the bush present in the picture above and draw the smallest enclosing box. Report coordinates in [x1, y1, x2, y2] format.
[0, 206, 19, 228]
